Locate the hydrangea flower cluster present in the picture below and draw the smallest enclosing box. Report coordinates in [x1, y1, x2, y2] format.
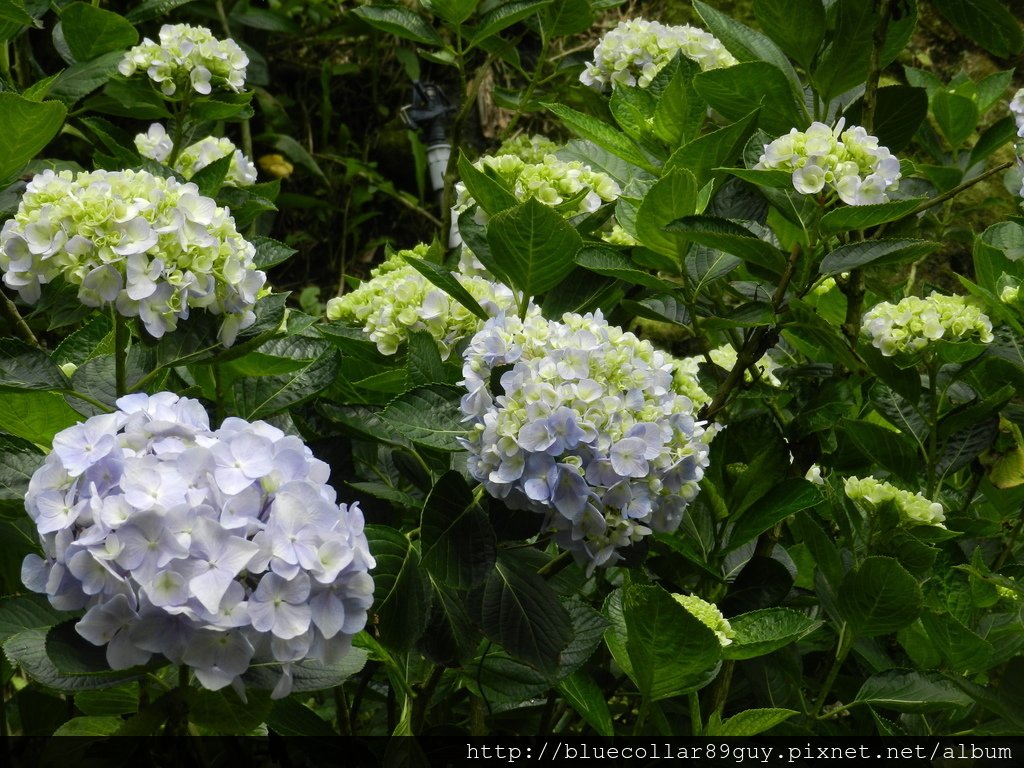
[672, 593, 735, 646]
[495, 134, 560, 164]
[460, 309, 714, 572]
[135, 124, 257, 187]
[454, 152, 621, 220]
[1011, 88, 1024, 137]
[0, 169, 265, 346]
[844, 475, 946, 527]
[755, 119, 902, 205]
[119, 23, 248, 96]
[21, 393, 375, 699]
[580, 17, 737, 89]
[861, 292, 994, 357]
[325, 245, 517, 358]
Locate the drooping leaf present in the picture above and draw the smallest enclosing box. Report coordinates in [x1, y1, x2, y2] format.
[0, 92, 67, 186]
[486, 198, 582, 297]
[557, 672, 614, 736]
[725, 608, 823, 660]
[837, 556, 922, 637]
[60, 3, 137, 62]
[819, 198, 927, 234]
[420, 471, 496, 589]
[365, 525, 432, 651]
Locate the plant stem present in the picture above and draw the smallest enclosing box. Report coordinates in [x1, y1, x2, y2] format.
[501, 34, 550, 140]
[632, 698, 649, 736]
[925, 356, 940, 498]
[1, 290, 39, 347]
[537, 549, 574, 579]
[334, 684, 352, 736]
[411, 664, 445, 734]
[707, 659, 735, 723]
[813, 622, 853, 718]
[995, 511, 1024, 571]
[688, 691, 703, 736]
[114, 310, 128, 397]
[860, 0, 893, 135]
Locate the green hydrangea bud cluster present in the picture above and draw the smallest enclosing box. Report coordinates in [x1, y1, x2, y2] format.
[755, 119, 901, 205]
[707, 344, 783, 387]
[580, 17, 736, 89]
[861, 292, 994, 357]
[454, 153, 621, 220]
[135, 124, 257, 187]
[119, 23, 247, 96]
[0, 169, 264, 346]
[324, 245, 517, 358]
[844, 475, 946, 527]
[495, 134, 561, 164]
[672, 594, 735, 646]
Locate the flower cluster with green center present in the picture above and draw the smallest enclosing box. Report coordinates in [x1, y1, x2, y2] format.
[672, 594, 735, 646]
[460, 308, 714, 573]
[22, 392, 374, 699]
[495, 134, 561, 164]
[454, 153, 621, 220]
[755, 119, 902, 205]
[324, 245, 517, 358]
[119, 23, 247, 96]
[0, 169, 265, 345]
[844, 475, 946, 527]
[135, 124, 257, 187]
[861, 292, 994, 357]
[580, 17, 736, 89]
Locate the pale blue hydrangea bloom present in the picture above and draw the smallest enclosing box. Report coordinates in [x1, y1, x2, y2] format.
[118, 23, 248, 96]
[580, 17, 737, 89]
[135, 124, 258, 187]
[0, 169, 265, 345]
[325, 244, 517, 357]
[1011, 88, 1024, 138]
[22, 393, 375, 699]
[755, 118, 902, 205]
[461, 309, 715, 573]
[861, 292, 994, 357]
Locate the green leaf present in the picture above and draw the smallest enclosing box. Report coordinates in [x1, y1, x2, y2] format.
[403, 256, 490, 321]
[693, 0, 803, 98]
[74, 686, 138, 716]
[853, 668, 974, 712]
[666, 109, 760, 186]
[470, 0, 552, 46]
[49, 49, 126, 104]
[243, 651, 368, 694]
[918, 610, 994, 674]
[819, 238, 940, 275]
[351, 5, 444, 46]
[819, 198, 927, 234]
[487, 197, 583, 297]
[574, 245, 682, 292]
[60, 3, 137, 61]
[185, 686, 271, 735]
[725, 479, 822, 552]
[0, 594, 69, 645]
[937, 416, 998, 475]
[651, 56, 705, 148]
[620, 584, 722, 700]
[557, 672, 614, 736]
[705, 707, 798, 736]
[753, 0, 824, 68]
[0, 93, 66, 186]
[405, 330, 446, 387]
[725, 608, 823, 660]
[620, 294, 689, 327]
[380, 384, 465, 451]
[0, 435, 44, 514]
[693, 62, 806, 136]
[0, 338, 69, 392]
[842, 419, 920, 484]
[252, 236, 297, 270]
[420, 471, 495, 589]
[970, 116, 1017, 168]
[233, 350, 340, 420]
[665, 215, 786, 273]
[932, 89, 979, 148]
[838, 556, 922, 637]
[124, 0, 198, 24]
[365, 525, 432, 651]
[0, 0, 33, 27]
[53, 716, 123, 736]
[635, 169, 698, 264]
[544, 102, 659, 173]
[468, 552, 572, 675]
[869, 86, 928, 154]
[0, 391, 81, 446]
[540, 0, 592, 37]
[930, 0, 1023, 58]
[267, 697, 336, 737]
[456, 152, 517, 214]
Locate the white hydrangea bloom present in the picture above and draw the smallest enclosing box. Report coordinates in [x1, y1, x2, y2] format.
[861, 292, 994, 357]
[0, 169, 265, 346]
[460, 309, 715, 573]
[22, 393, 375, 699]
[844, 475, 945, 527]
[672, 593, 735, 646]
[119, 23, 248, 96]
[324, 244, 517, 358]
[1011, 88, 1024, 138]
[755, 118, 902, 206]
[135, 124, 257, 187]
[453, 152, 621, 220]
[580, 17, 737, 89]
[495, 134, 561, 165]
